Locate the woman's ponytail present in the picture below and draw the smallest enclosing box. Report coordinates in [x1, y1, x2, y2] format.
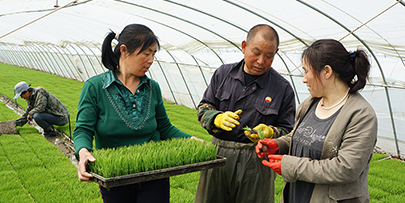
[349, 49, 370, 93]
[101, 31, 119, 73]
[302, 39, 371, 94]
[101, 24, 160, 74]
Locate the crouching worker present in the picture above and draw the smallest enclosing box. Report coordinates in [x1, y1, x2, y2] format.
[13, 81, 69, 136]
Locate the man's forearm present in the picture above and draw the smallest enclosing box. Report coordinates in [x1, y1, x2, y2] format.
[197, 102, 222, 135]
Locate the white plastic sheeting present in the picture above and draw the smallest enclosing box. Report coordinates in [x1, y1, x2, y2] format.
[0, 0, 404, 156]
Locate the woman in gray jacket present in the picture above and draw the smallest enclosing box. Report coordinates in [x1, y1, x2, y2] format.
[256, 39, 377, 203]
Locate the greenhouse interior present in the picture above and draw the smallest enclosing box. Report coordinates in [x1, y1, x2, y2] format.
[1, 0, 405, 157]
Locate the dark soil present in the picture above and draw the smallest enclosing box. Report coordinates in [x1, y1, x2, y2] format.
[0, 120, 18, 135]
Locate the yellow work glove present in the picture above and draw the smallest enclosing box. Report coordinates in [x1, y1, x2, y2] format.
[244, 124, 274, 143]
[214, 110, 242, 131]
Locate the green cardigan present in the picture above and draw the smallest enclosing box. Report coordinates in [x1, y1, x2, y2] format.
[73, 70, 191, 158]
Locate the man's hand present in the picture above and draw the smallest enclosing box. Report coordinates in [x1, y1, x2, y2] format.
[77, 148, 96, 182]
[256, 138, 279, 158]
[254, 124, 274, 138]
[262, 155, 283, 175]
[214, 110, 242, 131]
[27, 114, 33, 122]
[244, 124, 274, 143]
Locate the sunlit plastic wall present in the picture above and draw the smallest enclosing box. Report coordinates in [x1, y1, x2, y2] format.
[1, 42, 404, 159]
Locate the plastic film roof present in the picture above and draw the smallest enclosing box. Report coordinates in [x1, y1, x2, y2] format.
[1, 0, 405, 156]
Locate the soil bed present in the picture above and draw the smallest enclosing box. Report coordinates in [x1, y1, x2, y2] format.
[0, 120, 18, 135]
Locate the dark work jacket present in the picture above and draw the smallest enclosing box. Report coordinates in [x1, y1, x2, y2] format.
[198, 60, 296, 143]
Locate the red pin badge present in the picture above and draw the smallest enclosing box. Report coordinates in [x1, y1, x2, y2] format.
[265, 96, 272, 103]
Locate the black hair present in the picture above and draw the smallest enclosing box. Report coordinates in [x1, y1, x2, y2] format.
[302, 39, 370, 93]
[246, 24, 279, 49]
[101, 24, 160, 73]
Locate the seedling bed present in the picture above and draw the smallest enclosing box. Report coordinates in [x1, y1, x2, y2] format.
[90, 155, 226, 189]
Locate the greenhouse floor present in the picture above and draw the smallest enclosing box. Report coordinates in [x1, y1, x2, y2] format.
[1, 64, 404, 202]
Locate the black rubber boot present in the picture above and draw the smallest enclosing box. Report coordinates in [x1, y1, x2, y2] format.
[43, 126, 56, 137]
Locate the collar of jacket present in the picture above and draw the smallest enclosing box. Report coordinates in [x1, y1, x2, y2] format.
[28, 87, 39, 101]
[229, 59, 273, 89]
[297, 92, 360, 124]
[102, 70, 150, 89]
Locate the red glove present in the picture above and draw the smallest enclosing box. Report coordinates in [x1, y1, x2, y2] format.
[262, 155, 283, 175]
[256, 139, 279, 158]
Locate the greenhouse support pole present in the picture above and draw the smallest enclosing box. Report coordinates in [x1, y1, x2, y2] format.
[68, 114, 72, 140]
[20, 46, 37, 70]
[31, 44, 55, 74]
[25, 46, 44, 71]
[119, 0, 242, 51]
[165, 50, 197, 109]
[11, 45, 28, 68]
[191, 55, 209, 87]
[68, 44, 91, 80]
[155, 58, 178, 105]
[49, 45, 75, 79]
[298, 0, 401, 158]
[384, 87, 401, 158]
[75, 44, 99, 76]
[41, 45, 67, 78]
[277, 52, 300, 104]
[2, 45, 14, 65]
[27, 45, 47, 73]
[94, 45, 105, 68]
[32, 44, 56, 74]
[60, 46, 85, 81]
[84, 45, 104, 73]
[18, 46, 34, 69]
[5, 44, 15, 65]
[0, 45, 9, 63]
[4, 44, 18, 66]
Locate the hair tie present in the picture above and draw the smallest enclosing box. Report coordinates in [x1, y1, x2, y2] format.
[115, 32, 120, 41]
[348, 51, 355, 61]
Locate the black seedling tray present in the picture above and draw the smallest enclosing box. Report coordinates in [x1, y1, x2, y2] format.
[89, 155, 226, 189]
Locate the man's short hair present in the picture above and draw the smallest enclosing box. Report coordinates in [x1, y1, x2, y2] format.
[246, 24, 279, 48]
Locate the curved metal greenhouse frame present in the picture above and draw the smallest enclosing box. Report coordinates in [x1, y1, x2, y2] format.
[0, 0, 404, 157]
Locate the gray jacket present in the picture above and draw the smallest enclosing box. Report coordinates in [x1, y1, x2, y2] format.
[275, 92, 377, 203]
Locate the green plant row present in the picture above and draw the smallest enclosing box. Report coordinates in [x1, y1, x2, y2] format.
[0, 101, 102, 203]
[88, 138, 217, 178]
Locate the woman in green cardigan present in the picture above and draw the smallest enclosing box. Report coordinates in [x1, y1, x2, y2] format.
[73, 24, 201, 203]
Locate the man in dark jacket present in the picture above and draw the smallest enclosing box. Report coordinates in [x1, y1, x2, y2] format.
[14, 81, 69, 136]
[194, 24, 296, 203]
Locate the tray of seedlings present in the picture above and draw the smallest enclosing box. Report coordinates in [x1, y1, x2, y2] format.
[88, 138, 226, 189]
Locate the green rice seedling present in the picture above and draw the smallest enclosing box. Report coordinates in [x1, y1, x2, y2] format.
[88, 138, 217, 178]
[242, 126, 265, 140]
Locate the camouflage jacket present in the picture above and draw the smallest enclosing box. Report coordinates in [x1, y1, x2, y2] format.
[15, 87, 69, 126]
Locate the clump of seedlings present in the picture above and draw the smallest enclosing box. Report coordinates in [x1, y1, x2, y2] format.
[88, 138, 217, 178]
[243, 126, 265, 140]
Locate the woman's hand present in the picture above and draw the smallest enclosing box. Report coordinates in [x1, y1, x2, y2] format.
[262, 154, 283, 175]
[190, 136, 205, 143]
[256, 139, 279, 158]
[78, 148, 96, 182]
